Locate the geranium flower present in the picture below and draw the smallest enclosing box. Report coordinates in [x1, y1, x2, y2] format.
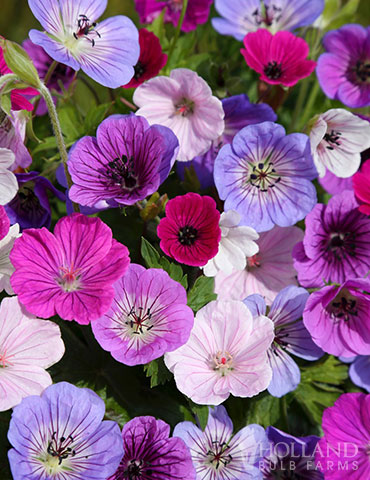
[0, 111, 32, 170]
[164, 300, 274, 405]
[241, 29, 316, 87]
[318, 170, 353, 196]
[315, 393, 370, 478]
[316, 24, 370, 108]
[215, 226, 303, 304]
[0, 206, 19, 294]
[303, 278, 370, 357]
[345, 356, 370, 393]
[157, 192, 221, 267]
[173, 405, 269, 479]
[108, 416, 195, 480]
[212, 0, 324, 41]
[214, 121, 317, 232]
[91, 263, 194, 366]
[244, 286, 323, 397]
[353, 159, 370, 215]
[135, 0, 213, 32]
[203, 210, 259, 277]
[293, 191, 370, 288]
[68, 114, 178, 208]
[0, 296, 64, 411]
[121, 29, 167, 89]
[133, 68, 225, 161]
[7, 382, 124, 479]
[10, 213, 130, 324]
[28, 0, 140, 88]
[0, 148, 18, 205]
[309, 109, 370, 178]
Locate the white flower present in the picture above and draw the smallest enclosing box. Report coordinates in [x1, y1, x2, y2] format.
[203, 210, 259, 277]
[0, 148, 18, 205]
[0, 224, 20, 294]
[310, 109, 370, 178]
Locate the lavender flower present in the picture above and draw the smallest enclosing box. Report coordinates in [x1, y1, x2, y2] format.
[0, 111, 31, 171]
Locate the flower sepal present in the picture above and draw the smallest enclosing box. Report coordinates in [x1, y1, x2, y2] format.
[1, 39, 41, 89]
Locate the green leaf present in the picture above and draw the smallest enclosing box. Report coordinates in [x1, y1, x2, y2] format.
[32, 136, 57, 154]
[95, 387, 131, 427]
[147, 8, 167, 45]
[84, 103, 110, 136]
[187, 401, 209, 431]
[0, 93, 12, 116]
[143, 357, 172, 388]
[57, 104, 84, 142]
[187, 276, 217, 312]
[141, 237, 161, 268]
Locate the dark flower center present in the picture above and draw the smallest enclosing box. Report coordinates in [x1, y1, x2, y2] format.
[73, 13, 101, 47]
[330, 292, 358, 322]
[106, 154, 138, 190]
[264, 61, 283, 79]
[323, 130, 342, 150]
[251, 3, 283, 27]
[134, 61, 145, 80]
[327, 232, 356, 259]
[47, 432, 76, 466]
[249, 161, 281, 192]
[207, 440, 233, 469]
[178, 225, 198, 245]
[175, 98, 194, 117]
[8, 184, 46, 219]
[355, 60, 370, 83]
[125, 306, 153, 335]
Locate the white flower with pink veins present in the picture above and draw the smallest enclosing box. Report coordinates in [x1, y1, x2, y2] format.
[133, 68, 225, 162]
[0, 148, 18, 205]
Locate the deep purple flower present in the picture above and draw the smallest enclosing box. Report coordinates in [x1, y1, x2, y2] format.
[316, 24, 370, 108]
[7, 382, 124, 480]
[173, 405, 269, 479]
[262, 426, 323, 479]
[109, 416, 196, 480]
[293, 191, 370, 288]
[68, 114, 179, 208]
[23, 39, 75, 115]
[177, 94, 277, 189]
[5, 171, 65, 230]
[244, 286, 323, 397]
[349, 356, 370, 392]
[303, 278, 370, 357]
[214, 121, 317, 232]
[28, 0, 139, 88]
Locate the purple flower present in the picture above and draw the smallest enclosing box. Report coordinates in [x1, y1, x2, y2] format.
[214, 121, 317, 232]
[244, 286, 323, 398]
[108, 416, 196, 480]
[318, 170, 353, 195]
[348, 356, 370, 392]
[293, 191, 370, 288]
[316, 24, 370, 108]
[177, 94, 277, 189]
[212, 0, 324, 41]
[303, 278, 370, 357]
[173, 405, 269, 479]
[91, 263, 194, 366]
[262, 426, 323, 479]
[5, 171, 65, 230]
[7, 382, 124, 480]
[0, 111, 31, 171]
[28, 0, 139, 88]
[68, 114, 179, 208]
[23, 39, 75, 115]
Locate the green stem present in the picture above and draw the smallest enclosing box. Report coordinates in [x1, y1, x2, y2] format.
[299, 80, 320, 130]
[167, 0, 189, 66]
[288, 78, 310, 133]
[0, 73, 18, 90]
[33, 60, 59, 117]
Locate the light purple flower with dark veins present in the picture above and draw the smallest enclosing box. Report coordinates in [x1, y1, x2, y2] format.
[109, 416, 196, 480]
[244, 286, 323, 398]
[214, 121, 317, 232]
[173, 405, 269, 480]
[27, 0, 139, 88]
[7, 382, 124, 480]
[91, 263, 194, 366]
[349, 356, 370, 392]
[177, 94, 277, 189]
[293, 190, 370, 288]
[68, 114, 179, 208]
[0, 111, 32, 171]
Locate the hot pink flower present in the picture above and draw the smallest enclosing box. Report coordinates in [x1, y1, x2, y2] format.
[353, 159, 370, 215]
[241, 29, 316, 87]
[157, 192, 221, 267]
[164, 300, 274, 405]
[215, 226, 304, 304]
[0, 296, 65, 411]
[10, 213, 130, 325]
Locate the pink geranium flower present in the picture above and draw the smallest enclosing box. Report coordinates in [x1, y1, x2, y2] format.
[215, 226, 304, 304]
[157, 192, 221, 267]
[241, 29, 316, 87]
[0, 296, 65, 411]
[353, 159, 370, 215]
[10, 213, 130, 325]
[165, 299, 274, 405]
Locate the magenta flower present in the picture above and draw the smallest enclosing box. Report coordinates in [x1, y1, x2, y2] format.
[10, 213, 130, 325]
[353, 159, 370, 215]
[157, 192, 221, 267]
[135, 0, 213, 32]
[0, 296, 65, 411]
[91, 263, 194, 366]
[165, 300, 274, 405]
[303, 278, 370, 357]
[241, 29, 316, 87]
[293, 191, 370, 288]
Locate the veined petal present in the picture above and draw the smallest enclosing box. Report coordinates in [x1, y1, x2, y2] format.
[267, 347, 301, 397]
[28, 0, 64, 35]
[0, 169, 18, 205]
[59, 0, 107, 28]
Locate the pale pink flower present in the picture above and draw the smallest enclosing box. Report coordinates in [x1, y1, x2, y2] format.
[164, 300, 274, 405]
[0, 296, 65, 411]
[133, 68, 225, 162]
[214, 226, 304, 304]
[0, 223, 20, 295]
